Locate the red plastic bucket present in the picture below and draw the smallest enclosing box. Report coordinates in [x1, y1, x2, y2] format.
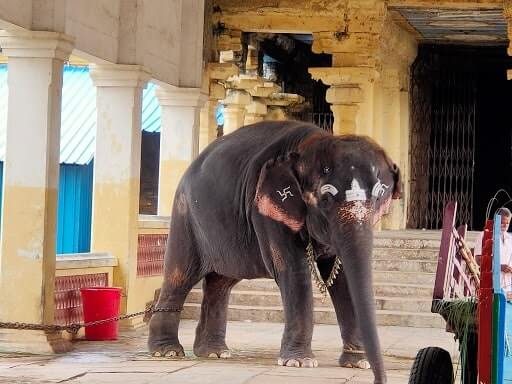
[80, 287, 121, 341]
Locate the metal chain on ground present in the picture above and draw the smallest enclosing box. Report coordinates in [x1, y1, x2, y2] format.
[305, 241, 342, 299]
[0, 305, 182, 335]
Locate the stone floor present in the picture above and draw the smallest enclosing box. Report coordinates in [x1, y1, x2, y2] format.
[0, 320, 460, 384]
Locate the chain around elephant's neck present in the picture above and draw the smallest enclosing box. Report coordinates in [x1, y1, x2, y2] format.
[305, 242, 342, 298]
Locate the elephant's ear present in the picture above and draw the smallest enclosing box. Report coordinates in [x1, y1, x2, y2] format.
[254, 154, 306, 232]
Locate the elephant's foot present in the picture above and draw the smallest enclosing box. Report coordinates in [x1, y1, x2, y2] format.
[193, 342, 231, 359]
[149, 343, 185, 358]
[339, 347, 370, 369]
[277, 357, 318, 368]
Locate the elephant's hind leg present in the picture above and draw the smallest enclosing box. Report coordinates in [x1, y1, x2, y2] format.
[148, 218, 203, 357]
[193, 273, 239, 358]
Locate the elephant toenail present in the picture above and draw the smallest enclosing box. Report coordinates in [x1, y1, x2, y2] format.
[165, 351, 177, 357]
[277, 358, 285, 366]
[302, 358, 318, 368]
[219, 351, 231, 359]
[357, 359, 371, 369]
[285, 359, 300, 368]
[153, 352, 162, 357]
[208, 353, 219, 358]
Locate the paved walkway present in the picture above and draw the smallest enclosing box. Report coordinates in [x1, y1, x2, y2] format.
[0, 320, 460, 384]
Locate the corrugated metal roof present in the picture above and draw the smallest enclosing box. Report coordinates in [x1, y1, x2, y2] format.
[0, 64, 161, 165]
[391, 7, 508, 44]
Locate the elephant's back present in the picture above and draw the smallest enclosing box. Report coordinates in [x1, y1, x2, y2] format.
[180, 120, 321, 223]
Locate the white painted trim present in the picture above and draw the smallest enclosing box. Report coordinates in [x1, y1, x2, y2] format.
[56, 252, 117, 270]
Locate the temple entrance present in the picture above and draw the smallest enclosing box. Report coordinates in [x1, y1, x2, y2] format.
[408, 45, 512, 230]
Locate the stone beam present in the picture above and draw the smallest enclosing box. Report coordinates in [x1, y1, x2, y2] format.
[250, 82, 282, 98]
[213, 14, 344, 33]
[226, 74, 264, 90]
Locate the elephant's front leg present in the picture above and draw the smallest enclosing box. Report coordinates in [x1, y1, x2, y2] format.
[276, 253, 317, 368]
[317, 257, 370, 369]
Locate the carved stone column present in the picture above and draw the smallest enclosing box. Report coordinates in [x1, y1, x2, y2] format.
[199, 63, 239, 151]
[222, 89, 251, 134]
[309, 67, 378, 135]
[245, 99, 267, 125]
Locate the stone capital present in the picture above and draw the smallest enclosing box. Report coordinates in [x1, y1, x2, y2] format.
[209, 81, 226, 100]
[156, 85, 208, 108]
[326, 85, 364, 105]
[223, 89, 252, 107]
[90, 64, 151, 88]
[0, 31, 74, 61]
[246, 99, 267, 116]
[208, 63, 240, 81]
[266, 93, 304, 107]
[309, 66, 379, 86]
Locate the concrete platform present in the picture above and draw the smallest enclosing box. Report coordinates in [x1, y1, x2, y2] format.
[0, 319, 460, 384]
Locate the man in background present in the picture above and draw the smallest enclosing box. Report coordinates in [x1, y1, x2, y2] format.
[474, 207, 512, 294]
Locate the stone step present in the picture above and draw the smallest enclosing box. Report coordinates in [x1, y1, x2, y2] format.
[373, 247, 439, 261]
[373, 259, 437, 273]
[229, 278, 434, 297]
[373, 270, 435, 285]
[186, 288, 433, 312]
[373, 237, 441, 250]
[181, 303, 445, 328]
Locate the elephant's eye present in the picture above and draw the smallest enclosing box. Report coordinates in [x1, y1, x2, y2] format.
[322, 166, 331, 175]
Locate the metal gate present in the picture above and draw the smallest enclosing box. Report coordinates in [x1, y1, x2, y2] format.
[408, 46, 476, 230]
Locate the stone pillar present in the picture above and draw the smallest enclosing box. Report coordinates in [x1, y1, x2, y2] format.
[156, 86, 207, 216]
[0, 31, 74, 353]
[222, 89, 251, 134]
[89, 64, 150, 319]
[376, 17, 417, 229]
[199, 63, 238, 152]
[380, 68, 402, 229]
[199, 98, 220, 151]
[399, 78, 411, 229]
[309, 67, 378, 136]
[245, 99, 267, 125]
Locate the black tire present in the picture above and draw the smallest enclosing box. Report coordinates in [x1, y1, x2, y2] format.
[409, 347, 454, 384]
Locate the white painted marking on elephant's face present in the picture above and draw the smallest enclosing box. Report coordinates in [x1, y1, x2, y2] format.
[345, 178, 367, 201]
[372, 179, 389, 197]
[320, 184, 338, 196]
[371, 179, 390, 198]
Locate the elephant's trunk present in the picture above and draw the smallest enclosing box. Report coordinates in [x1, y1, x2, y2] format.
[332, 225, 386, 384]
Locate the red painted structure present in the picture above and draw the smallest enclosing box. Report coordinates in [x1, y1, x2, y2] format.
[478, 220, 494, 384]
[137, 234, 167, 277]
[54, 273, 108, 325]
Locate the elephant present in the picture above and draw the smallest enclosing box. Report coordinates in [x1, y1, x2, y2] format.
[148, 120, 401, 384]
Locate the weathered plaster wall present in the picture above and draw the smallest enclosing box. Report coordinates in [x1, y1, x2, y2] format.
[0, 0, 32, 30]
